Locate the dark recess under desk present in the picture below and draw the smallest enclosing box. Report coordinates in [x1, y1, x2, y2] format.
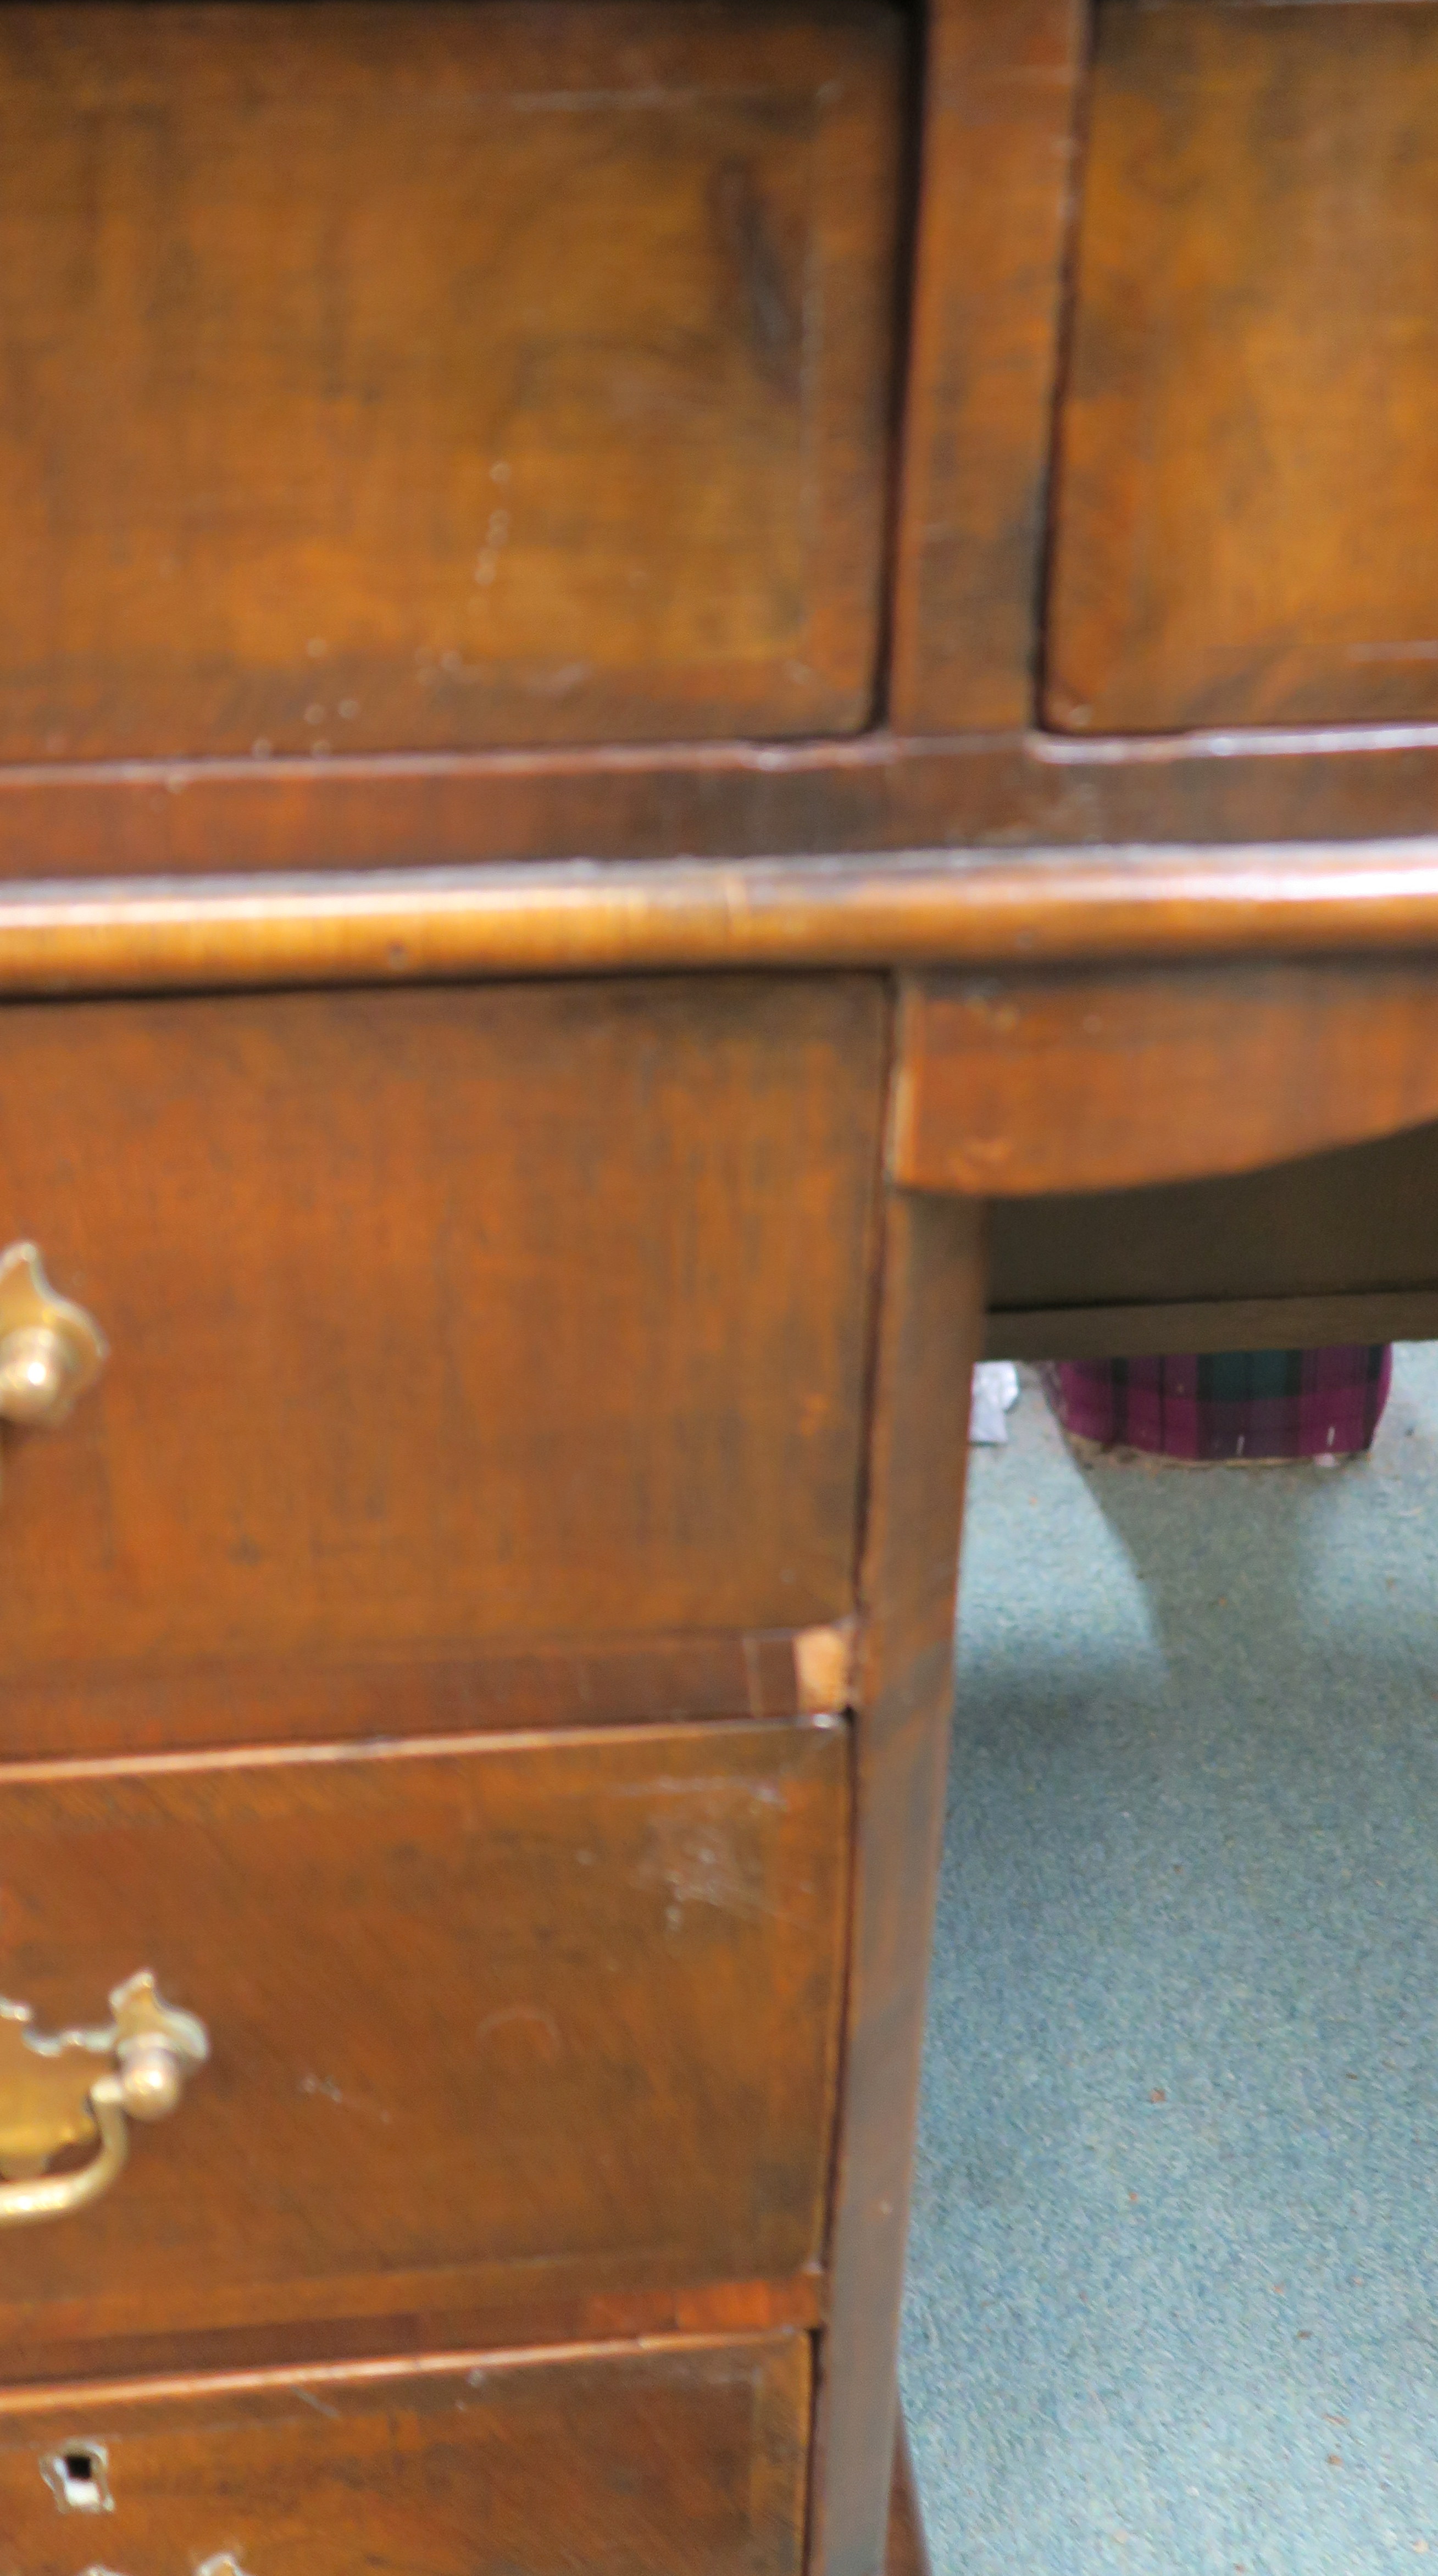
[987, 1120, 1438, 1359]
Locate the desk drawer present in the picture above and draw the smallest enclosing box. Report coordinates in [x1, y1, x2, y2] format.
[1047, 0, 1438, 732]
[0, 1719, 846, 2360]
[0, 975, 884, 1745]
[0, 2334, 810, 2576]
[2, 1, 901, 756]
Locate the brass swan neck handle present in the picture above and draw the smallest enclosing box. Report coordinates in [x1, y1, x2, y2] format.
[0, 1241, 107, 1431]
[0, 1972, 208, 2228]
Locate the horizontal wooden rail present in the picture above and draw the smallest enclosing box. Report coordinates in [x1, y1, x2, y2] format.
[987, 1289, 1438, 1362]
[11, 727, 1438, 878]
[0, 843, 1437, 992]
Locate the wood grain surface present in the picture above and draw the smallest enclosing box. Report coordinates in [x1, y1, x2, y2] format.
[988, 1118, 1438, 1323]
[7, 2269, 824, 2403]
[0, 2333, 810, 2576]
[0, 1722, 846, 2358]
[893, 964, 1438, 1196]
[987, 1113, 1438, 1356]
[1047, 0, 1438, 731]
[989, 1289, 1438, 1363]
[6, 1624, 857, 1766]
[810, 1191, 986, 2576]
[0, 977, 885, 1718]
[18, 728, 1438, 877]
[0, 1, 901, 758]
[1, 847, 1438, 994]
[891, 0, 1085, 731]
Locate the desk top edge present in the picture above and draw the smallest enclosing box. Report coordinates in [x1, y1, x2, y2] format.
[0, 843, 1437, 996]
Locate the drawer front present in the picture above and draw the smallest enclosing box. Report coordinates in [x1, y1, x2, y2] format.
[2, 1, 901, 756]
[0, 2335, 810, 2576]
[0, 975, 884, 1739]
[1046, 0, 1438, 732]
[0, 1720, 846, 2355]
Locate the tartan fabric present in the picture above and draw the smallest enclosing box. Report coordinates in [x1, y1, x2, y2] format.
[1045, 1345, 1393, 1461]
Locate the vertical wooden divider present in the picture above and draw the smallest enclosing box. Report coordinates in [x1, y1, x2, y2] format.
[890, 0, 1087, 734]
[809, 1162, 987, 2576]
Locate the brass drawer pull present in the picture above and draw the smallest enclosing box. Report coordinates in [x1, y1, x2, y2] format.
[0, 1972, 208, 2228]
[0, 1241, 107, 1439]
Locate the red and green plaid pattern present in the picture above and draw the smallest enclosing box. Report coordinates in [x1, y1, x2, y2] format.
[1046, 1345, 1393, 1461]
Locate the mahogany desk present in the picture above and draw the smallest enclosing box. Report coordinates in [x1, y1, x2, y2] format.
[4, 5, 1438, 2575]
[0, 845, 1435, 2576]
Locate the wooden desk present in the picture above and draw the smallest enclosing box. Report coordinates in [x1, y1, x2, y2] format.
[0, 845, 1435, 2576]
[4, 5, 1438, 2573]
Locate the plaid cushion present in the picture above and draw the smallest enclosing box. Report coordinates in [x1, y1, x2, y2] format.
[1045, 1346, 1393, 1461]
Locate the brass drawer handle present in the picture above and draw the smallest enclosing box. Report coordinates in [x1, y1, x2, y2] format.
[0, 1241, 107, 1434]
[0, 1972, 208, 2228]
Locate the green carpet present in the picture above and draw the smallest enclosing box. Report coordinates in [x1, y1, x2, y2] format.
[903, 1347, 1438, 2573]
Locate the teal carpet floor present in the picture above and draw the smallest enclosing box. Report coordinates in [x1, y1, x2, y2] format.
[903, 1347, 1438, 2573]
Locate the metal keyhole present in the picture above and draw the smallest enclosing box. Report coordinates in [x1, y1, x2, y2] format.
[41, 2442, 112, 2513]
